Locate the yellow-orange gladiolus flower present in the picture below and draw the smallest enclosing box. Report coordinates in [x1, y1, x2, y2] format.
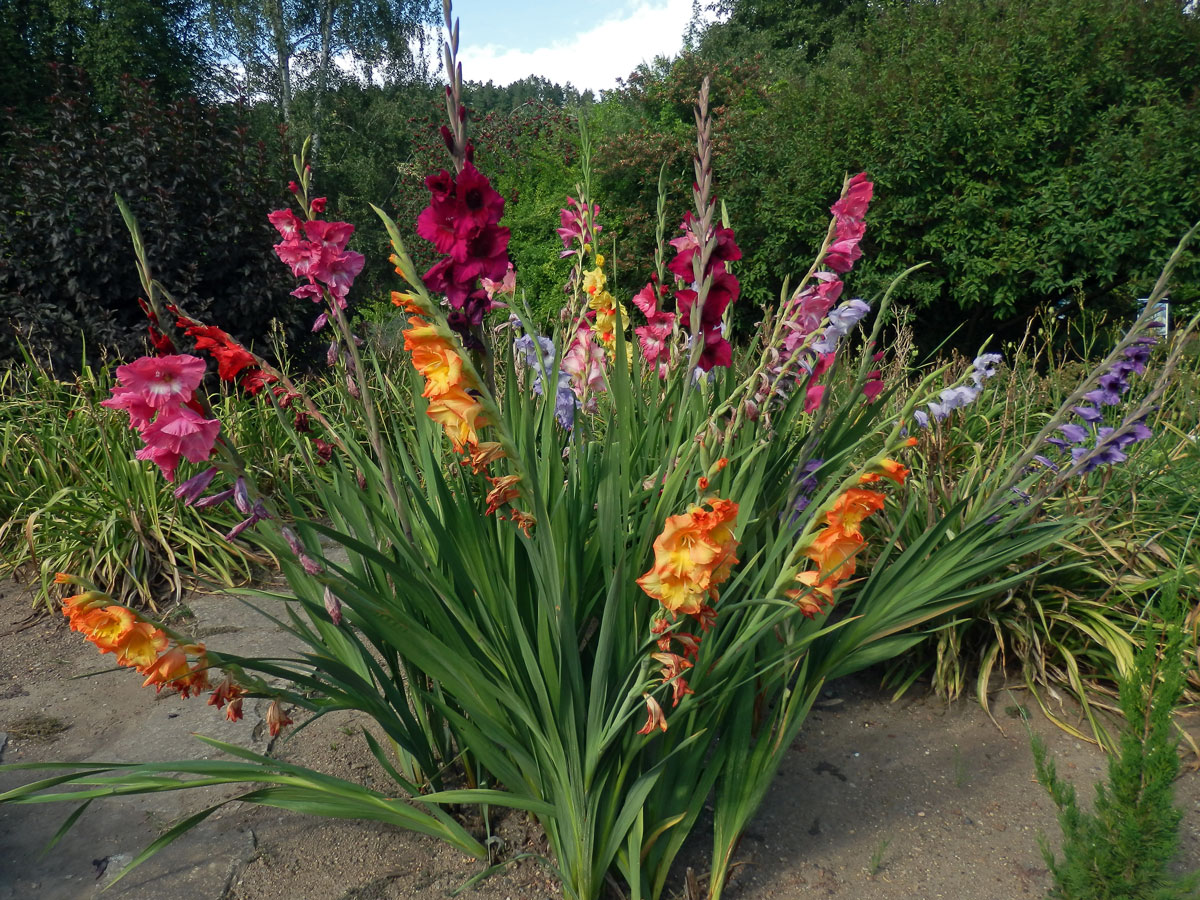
[824, 488, 886, 538]
[582, 267, 606, 296]
[115, 621, 169, 671]
[411, 341, 464, 399]
[805, 526, 863, 583]
[425, 385, 486, 451]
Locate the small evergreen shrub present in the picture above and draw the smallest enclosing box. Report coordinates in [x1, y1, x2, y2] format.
[1032, 582, 1200, 900]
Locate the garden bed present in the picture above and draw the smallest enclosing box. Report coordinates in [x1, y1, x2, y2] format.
[4, 581, 1197, 900]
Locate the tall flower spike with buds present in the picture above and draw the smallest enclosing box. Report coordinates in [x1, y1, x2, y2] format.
[672, 78, 743, 373]
[753, 173, 876, 418]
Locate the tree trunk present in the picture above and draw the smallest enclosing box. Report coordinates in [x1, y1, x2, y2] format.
[264, 0, 292, 125]
[310, 0, 334, 170]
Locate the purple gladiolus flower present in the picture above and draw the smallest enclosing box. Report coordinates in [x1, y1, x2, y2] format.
[1072, 405, 1103, 424]
[174, 467, 218, 505]
[1058, 423, 1089, 444]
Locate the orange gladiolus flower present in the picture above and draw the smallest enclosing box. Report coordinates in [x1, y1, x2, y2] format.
[390, 291, 421, 313]
[78, 605, 137, 653]
[824, 489, 886, 538]
[637, 499, 739, 616]
[61, 591, 110, 629]
[142, 646, 190, 692]
[859, 458, 909, 485]
[786, 571, 836, 619]
[115, 621, 169, 671]
[805, 526, 863, 583]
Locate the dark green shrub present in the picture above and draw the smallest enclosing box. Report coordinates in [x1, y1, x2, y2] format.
[605, 0, 1200, 351]
[0, 66, 304, 371]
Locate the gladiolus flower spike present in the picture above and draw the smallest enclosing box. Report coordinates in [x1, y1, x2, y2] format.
[60, 582, 288, 732]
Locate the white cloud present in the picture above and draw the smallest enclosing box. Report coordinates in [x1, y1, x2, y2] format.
[455, 0, 719, 93]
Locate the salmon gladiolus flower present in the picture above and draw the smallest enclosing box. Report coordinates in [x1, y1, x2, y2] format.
[637, 498, 739, 616]
[824, 489, 886, 538]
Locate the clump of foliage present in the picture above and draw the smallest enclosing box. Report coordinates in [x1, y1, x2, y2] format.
[1032, 577, 1200, 899]
[0, 346, 334, 609]
[0, 66, 303, 371]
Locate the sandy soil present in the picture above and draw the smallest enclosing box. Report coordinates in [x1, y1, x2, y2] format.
[2, 579, 1199, 900]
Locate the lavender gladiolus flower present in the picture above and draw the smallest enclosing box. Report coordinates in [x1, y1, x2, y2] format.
[913, 352, 1002, 428]
[826, 298, 871, 330]
[515, 330, 576, 429]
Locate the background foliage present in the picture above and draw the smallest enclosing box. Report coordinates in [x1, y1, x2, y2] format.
[0, 67, 306, 371]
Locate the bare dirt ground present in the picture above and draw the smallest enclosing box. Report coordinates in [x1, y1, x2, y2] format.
[3, 579, 1199, 900]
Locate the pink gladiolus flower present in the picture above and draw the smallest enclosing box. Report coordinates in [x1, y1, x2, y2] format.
[804, 383, 825, 413]
[140, 405, 220, 463]
[101, 385, 156, 429]
[831, 172, 873, 221]
[268, 209, 304, 240]
[636, 321, 674, 374]
[302, 220, 354, 252]
[481, 263, 516, 300]
[312, 249, 365, 297]
[113, 355, 205, 408]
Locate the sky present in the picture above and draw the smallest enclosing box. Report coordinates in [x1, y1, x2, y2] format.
[440, 0, 719, 94]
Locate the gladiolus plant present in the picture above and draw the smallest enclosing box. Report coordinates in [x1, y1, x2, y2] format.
[4, 4, 1197, 899]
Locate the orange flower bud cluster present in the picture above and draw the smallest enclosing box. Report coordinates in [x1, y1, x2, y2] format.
[637, 498, 739, 617]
